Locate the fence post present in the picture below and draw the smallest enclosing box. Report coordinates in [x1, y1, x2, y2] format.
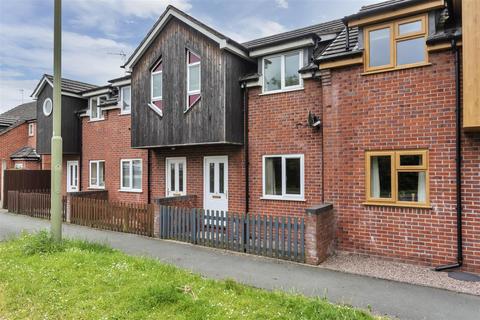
[304, 204, 335, 265]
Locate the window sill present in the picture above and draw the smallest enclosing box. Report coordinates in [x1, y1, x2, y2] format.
[119, 189, 142, 193]
[88, 187, 105, 190]
[259, 87, 304, 96]
[88, 118, 105, 123]
[361, 63, 432, 76]
[119, 111, 131, 116]
[362, 201, 432, 209]
[261, 196, 306, 202]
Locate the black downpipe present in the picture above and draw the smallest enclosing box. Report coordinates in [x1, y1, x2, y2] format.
[242, 82, 249, 215]
[147, 149, 151, 204]
[435, 38, 463, 271]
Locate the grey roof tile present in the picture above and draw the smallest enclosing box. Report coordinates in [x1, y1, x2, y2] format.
[242, 19, 345, 49]
[0, 101, 37, 122]
[10, 146, 40, 160]
[317, 27, 362, 62]
[44, 74, 98, 93]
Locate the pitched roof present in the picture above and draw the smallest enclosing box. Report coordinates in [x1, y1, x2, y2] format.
[31, 74, 98, 98]
[242, 19, 345, 49]
[0, 101, 37, 122]
[123, 5, 250, 70]
[346, 0, 430, 21]
[10, 146, 40, 160]
[316, 27, 362, 62]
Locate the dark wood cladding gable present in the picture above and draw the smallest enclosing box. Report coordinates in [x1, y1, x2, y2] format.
[36, 84, 85, 155]
[131, 17, 249, 148]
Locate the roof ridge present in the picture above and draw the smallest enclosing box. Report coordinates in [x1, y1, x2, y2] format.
[44, 74, 98, 88]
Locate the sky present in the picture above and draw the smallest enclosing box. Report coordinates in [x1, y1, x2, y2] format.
[0, 0, 377, 113]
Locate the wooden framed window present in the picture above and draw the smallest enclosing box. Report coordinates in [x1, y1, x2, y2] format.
[365, 14, 427, 72]
[262, 154, 304, 201]
[365, 150, 429, 207]
[89, 160, 105, 189]
[120, 159, 142, 192]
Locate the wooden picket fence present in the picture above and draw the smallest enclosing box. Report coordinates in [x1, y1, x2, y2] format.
[70, 197, 154, 236]
[158, 206, 305, 262]
[7, 191, 67, 220]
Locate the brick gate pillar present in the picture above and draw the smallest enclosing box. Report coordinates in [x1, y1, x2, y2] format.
[304, 204, 335, 265]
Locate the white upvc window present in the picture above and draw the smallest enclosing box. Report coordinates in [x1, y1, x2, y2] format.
[186, 49, 201, 111]
[165, 157, 187, 197]
[120, 159, 142, 192]
[89, 95, 107, 120]
[89, 160, 105, 189]
[28, 123, 34, 136]
[151, 60, 162, 102]
[262, 154, 304, 201]
[120, 86, 131, 114]
[262, 50, 303, 93]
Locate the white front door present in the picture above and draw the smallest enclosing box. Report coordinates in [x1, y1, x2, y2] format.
[66, 161, 79, 192]
[166, 157, 186, 197]
[204, 156, 228, 212]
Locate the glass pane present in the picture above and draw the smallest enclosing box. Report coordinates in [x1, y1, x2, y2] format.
[178, 163, 184, 192]
[285, 158, 301, 195]
[188, 64, 200, 92]
[122, 162, 130, 189]
[91, 99, 98, 118]
[219, 163, 224, 194]
[90, 162, 97, 185]
[122, 86, 131, 111]
[99, 162, 105, 187]
[284, 53, 300, 87]
[170, 163, 175, 191]
[396, 37, 425, 66]
[400, 154, 423, 166]
[152, 73, 162, 98]
[399, 20, 422, 35]
[132, 160, 141, 190]
[209, 163, 215, 193]
[398, 171, 426, 202]
[370, 155, 392, 198]
[265, 157, 282, 195]
[264, 56, 281, 91]
[369, 28, 391, 67]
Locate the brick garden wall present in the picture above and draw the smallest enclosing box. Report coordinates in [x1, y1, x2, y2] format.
[150, 145, 245, 212]
[81, 109, 148, 203]
[247, 79, 324, 218]
[322, 50, 480, 272]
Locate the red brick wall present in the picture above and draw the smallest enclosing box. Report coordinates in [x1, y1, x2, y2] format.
[150, 145, 245, 212]
[247, 79, 324, 217]
[323, 50, 480, 272]
[0, 123, 29, 170]
[81, 109, 148, 203]
[27, 121, 36, 148]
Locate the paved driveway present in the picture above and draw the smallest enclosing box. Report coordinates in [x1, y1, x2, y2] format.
[1, 210, 479, 320]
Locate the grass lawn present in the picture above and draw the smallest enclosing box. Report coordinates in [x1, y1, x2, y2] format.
[0, 232, 380, 320]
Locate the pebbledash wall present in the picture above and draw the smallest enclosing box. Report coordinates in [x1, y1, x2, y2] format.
[150, 145, 245, 212]
[81, 108, 148, 203]
[247, 79, 324, 218]
[321, 49, 480, 273]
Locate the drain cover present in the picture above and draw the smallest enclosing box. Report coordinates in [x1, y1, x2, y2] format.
[448, 271, 480, 282]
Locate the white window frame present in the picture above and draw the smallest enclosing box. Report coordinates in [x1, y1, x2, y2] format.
[28, 123, 34, 136]
[120, 159, 142, 192]
[43, 98, 53, 117]
[262, 50, 303, 94]
[89, 160, 105, 189]
[89, 95, 107, 121]
[165, 157, 187, 197]
[151, 60, 163, 102]
[262, 154, 305, 201]
[186, 50, 201, 112]
[120, 85, 131, 114]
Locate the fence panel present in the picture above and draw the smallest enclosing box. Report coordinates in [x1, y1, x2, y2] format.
[7, 191, 66, 221]
[158, 206, 305, 262]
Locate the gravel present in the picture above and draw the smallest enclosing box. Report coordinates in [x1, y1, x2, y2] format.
[319, 251, 480, 296]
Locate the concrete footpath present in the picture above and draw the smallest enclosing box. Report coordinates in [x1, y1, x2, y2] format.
[1, 211, 479, 320]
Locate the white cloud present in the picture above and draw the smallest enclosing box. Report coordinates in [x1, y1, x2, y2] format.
[67, 0, 192, 36]
[0, 78, 37, 113]
[275, 0, 288, 9]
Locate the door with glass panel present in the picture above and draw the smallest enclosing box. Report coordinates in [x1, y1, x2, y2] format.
[66, 161, 79, 192]
[166, 157, 186, 197]
[203, 156, 228, 213]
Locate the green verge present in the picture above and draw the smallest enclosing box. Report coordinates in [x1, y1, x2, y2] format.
[0, 231, 381, 320]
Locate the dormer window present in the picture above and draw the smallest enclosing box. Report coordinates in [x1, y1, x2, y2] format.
[120, 86, 131, 114]
[365, 15, 427, 72]
[149, 59, 163, 117]
[263, 51, 303, 93]
[186, 50, 201, 111]
[90, 95, 106, 121]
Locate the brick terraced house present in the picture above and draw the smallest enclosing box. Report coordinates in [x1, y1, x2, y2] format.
[25, 0, 479, 272]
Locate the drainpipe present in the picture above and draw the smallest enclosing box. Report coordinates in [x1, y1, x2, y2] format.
[435, 38, 463, 271]
[147, 149, 151, 204]
[241, 81, 249, 214]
